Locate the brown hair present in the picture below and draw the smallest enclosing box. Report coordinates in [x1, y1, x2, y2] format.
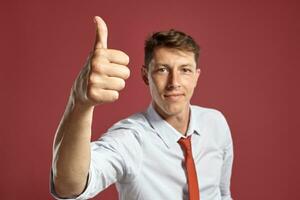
[144, 29, 200, 68]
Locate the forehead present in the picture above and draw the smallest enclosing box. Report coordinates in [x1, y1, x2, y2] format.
[151, 47, 196, 66]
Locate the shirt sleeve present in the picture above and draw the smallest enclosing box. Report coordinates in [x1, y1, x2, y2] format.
[219, 113, 234, 200]
[50, 128, 143, 200]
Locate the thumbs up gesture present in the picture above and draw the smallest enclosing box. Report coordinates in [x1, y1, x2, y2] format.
[72, 16, 130, 107]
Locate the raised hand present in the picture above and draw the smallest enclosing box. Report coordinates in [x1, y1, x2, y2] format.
[72, 16, 130, 107]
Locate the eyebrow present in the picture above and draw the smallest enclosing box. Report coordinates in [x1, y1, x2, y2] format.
[155, 63, 193, 68]
[179, 64, 193, 68]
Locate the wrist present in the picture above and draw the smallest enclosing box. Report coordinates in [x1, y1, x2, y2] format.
[66, 95, 94, 116]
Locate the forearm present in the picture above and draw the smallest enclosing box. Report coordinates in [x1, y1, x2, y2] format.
[50, 16, 130, 198]
[52, 96, 94, 197]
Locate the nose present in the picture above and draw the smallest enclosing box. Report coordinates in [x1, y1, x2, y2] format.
[167, 70, 181, 90]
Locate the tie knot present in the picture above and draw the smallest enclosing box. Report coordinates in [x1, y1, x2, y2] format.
[178, 135, 192, 153]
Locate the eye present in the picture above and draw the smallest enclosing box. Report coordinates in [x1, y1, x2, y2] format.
[182, 68, 192, 73]
[157, 67, 168, 73]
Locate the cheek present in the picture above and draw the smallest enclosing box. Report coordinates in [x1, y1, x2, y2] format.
[149, 79, 162, 96]
[151, 76, 166, 90]
[182, 76, 194, 84]
[183, 77, 198, 92]
[190, 75, 199, 86]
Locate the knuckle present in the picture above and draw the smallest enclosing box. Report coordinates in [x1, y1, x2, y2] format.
[94, 48, 107, 57]
[90, 59, 98, 70]
[92, 63, 105, 74]
[86, 87, 96, 100]
[88, 73, 97, 84]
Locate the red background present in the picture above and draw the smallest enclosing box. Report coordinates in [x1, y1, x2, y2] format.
[1, 0, 299, 199]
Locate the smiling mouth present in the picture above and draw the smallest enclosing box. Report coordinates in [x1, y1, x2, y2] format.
[164, 93, 184, 97]
[163, 93, 184, 101]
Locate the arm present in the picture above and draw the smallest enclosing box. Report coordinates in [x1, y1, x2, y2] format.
[219, 114, 234, 200]
[52, 97, 94, 198]
[51, 16, 130, 198]
[220, 141, 234, 200]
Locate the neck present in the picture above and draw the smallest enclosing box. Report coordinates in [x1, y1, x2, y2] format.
[153, 103, 190, 136]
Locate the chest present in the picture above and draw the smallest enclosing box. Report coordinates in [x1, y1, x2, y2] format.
[138, 133, 224, 193]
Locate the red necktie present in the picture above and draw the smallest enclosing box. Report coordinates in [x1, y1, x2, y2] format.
[178, 135, 200, 200]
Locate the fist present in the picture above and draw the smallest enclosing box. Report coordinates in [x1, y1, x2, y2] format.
[72, 16, 130, 106]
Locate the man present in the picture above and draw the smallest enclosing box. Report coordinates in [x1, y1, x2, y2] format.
[50, 16, 234, 200]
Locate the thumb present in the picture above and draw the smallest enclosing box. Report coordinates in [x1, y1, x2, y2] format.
[93, 16, 108, 49]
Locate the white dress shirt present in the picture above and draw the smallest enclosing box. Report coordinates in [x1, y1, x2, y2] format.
[51, 104, 234, 200]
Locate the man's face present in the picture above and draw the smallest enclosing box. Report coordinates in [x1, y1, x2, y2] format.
[142, 47, 200, 118]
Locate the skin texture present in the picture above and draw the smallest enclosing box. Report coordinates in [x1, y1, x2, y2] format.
[142, 47, 200, 134]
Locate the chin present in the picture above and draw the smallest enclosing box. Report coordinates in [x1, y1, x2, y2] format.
[162, 103, 187, 116]
[153, 98, 189, 117]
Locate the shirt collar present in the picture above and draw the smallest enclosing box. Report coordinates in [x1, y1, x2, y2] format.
[145, 103, 202, 148]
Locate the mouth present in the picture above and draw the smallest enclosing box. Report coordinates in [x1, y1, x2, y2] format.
[163, 93, 185, 101]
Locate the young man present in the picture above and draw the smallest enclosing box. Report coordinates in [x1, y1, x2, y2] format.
[50, 16, 234, 200]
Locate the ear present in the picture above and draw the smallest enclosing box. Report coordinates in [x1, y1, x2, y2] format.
[194, 67, 201, 86]
[141, 66, 149, 85]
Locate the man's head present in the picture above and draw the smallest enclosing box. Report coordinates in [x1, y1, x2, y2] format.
[144, 29, 200, 69]
[142, 29, 201, 119]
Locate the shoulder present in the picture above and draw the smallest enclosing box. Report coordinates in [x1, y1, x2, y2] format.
[99, 111, 150, 145]
[191, 105, 228, 123]
[108, 112, 150, 133]
[191, 105, 232, 145]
